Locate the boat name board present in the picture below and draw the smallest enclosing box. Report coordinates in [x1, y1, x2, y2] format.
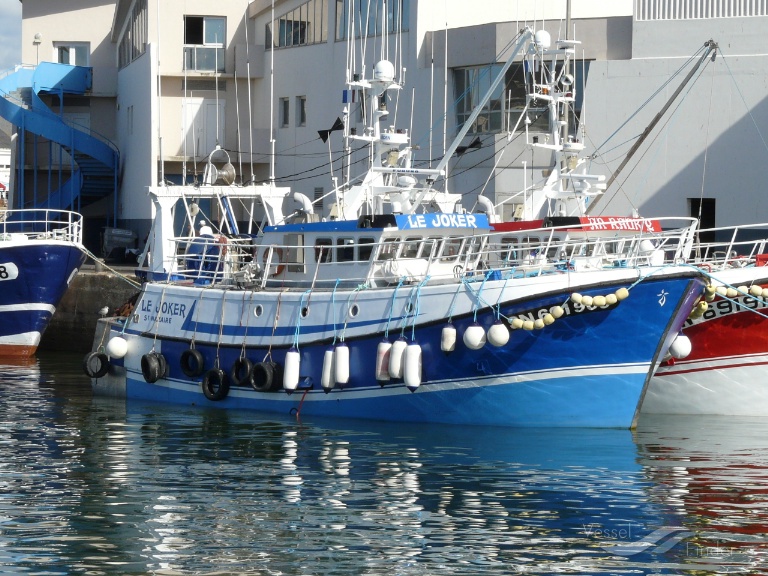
[139, 299, 188, 325]
[397, 213, 489, 230]
[581, 217, 661, 233]
[0, 262, 19, 282]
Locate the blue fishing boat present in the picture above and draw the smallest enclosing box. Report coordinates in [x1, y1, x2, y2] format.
[0, 209, 85, 356]
[85, 27, 705, 427]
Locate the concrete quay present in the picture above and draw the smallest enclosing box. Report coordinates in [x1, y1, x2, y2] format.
[40, 262, 141, 355]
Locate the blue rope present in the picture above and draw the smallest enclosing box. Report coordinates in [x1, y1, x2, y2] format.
[385, 277, 406, 339]
[410, 276, 430, 341]
[293, 289, 312, 349]
[331, 279, 340, 344]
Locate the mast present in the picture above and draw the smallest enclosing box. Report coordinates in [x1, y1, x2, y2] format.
[586, 39, 719, 214]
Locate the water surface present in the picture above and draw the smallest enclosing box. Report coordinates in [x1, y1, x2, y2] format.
[0, 353, 765, 574]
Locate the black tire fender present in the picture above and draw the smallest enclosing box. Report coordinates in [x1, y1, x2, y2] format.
[230, 357, 254, 387]
[180, 348, 205, 377]
[83, 351, 109, 379]
[251, 361, 283, 392]
[141, 352, 166, 384]
[202, 368, 230, 401]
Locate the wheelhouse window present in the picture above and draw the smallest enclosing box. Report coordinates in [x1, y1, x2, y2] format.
[55, 42, 89, 66]
[454, 61, 589, 135]
[336, 0, 409, 40]
[184, 16, 225, 72]
[267, 0, 328, 49]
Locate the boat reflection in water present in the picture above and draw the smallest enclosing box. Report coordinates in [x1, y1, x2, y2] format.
[4, 352, 768, 574]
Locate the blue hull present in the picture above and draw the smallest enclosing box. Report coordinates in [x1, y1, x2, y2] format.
[98, 273, 704, 427]
[0, 242, 85, 355]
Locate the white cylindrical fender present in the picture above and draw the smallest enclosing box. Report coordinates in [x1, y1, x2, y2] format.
[441, 323, 457, 352]
[487, 321, 509, 347]
[581, 295, 594, 307]
[334, 342, 350, 386]
[375, 339, 392, 382]
[403, 343, 422, 391]
[106, 336, 128, 358]
[283, 347, 300, 392]
[389, 338, 407, 378]
[669, 334, 692, 359]
[463, 323, 486, 350]
[321, 347, 335, 392]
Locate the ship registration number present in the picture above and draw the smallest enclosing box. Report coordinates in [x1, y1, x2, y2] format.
[0, 263, 19, 281]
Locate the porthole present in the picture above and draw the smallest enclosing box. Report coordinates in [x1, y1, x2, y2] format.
[253, 304, 264, 317]
[301, 306, 310, 318]
[348, 304, 360, 318]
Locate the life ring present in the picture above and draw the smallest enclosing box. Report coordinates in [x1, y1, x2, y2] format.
[141, 352, 167, 384]
[83, 351, 109, 379]
[262, 247, 285, 277]
[251, 361, 282, 392]
[201, 368, 230, 401]
[180, 348, 205, 377]
[230, 357, 254, 387]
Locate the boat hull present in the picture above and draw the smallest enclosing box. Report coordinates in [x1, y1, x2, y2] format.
[92, 269, 704, 427]
[646, 268, 768, 415]
[0, 242, 85, 356]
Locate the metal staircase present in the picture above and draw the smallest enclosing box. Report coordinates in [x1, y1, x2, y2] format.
[0, 62, 118, 219]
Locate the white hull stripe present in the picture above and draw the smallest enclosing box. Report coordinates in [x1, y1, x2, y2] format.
[0, 332, 42, 346]
[128, 362, 651, 400]
[0, 304, 57, 314]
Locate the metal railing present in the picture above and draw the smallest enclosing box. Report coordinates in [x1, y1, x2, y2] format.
[0, 208, 83, 244]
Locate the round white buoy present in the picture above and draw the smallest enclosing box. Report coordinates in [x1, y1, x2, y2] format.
[543, 313, 555, 325]
[726, 287, 738, 298]
[533, 318, 545, 329]
[715, 286, 727, 296]
[334, 342, 350, 386]
[375, 339, 392, 382]
[571, 293, 583, 304]
[704, 285, 717, 301]
[403, 342, 422, 391]
[321, 346, 335, 392]
[106, 336, 128, 358]
[550, 306, 565, 318]
[463, 323, 486, 350]
[593, 295, 607, 307]
[737, 285, 749, 294]
[283, 347, 301, 392]
[510, 318, 524, 329]
[605, 294, 618, 306]
[750, 285, 763, 297]
[762, 288, 768, 299]
[669, 334, 692, 359]
[441, 323, 457, 353]
[522, 320, 535, 331]
[487, 321, 510, 347]
[389, 338, 408, 378]
[581, 295, 594, 307]
[615, 287, 630, 301]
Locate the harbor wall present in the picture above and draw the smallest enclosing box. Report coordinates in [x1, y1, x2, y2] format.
[40, 266, 140, 354]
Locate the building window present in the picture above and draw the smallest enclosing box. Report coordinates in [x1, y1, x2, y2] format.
[336, 0, 409, 41]
[267, 0, 328, 49]
[184, 16, 225, 72]
[118, 0, 147, 69]
[280, 98, 290, 127]
[454, 61, 589, 135]
[296, 96, 307, 126]
[54, 42, 90, 66]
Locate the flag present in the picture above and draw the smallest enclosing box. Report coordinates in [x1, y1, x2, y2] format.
[318, 117, 344, 143]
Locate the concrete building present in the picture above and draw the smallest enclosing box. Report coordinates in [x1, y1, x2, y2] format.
[4, 0, 768, 251]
